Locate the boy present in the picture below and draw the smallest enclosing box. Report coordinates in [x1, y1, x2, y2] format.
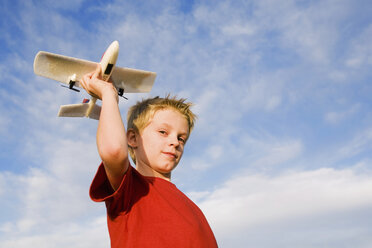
[80, 66, 218, 247]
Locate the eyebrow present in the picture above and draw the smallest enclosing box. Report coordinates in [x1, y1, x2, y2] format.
[158, 123, 189, 136]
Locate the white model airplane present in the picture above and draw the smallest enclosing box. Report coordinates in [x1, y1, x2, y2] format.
[33, 41, 156, 120]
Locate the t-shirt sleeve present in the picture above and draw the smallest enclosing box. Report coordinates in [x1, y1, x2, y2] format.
[89, 162, 134, 216]
[89, 163, 114, 201]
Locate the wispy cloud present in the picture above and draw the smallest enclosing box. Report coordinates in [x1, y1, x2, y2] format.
[325, 103, 360, 124]
[345, 24, 372, 68]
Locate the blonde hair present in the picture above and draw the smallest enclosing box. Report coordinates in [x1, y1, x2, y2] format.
[127, 95, 196, 164]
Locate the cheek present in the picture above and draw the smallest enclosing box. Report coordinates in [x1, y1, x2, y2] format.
[141, 135, 161, 153]
[177, 147, 185, 158]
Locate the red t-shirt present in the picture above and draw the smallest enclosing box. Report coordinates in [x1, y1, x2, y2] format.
[90, 163, 218, 248]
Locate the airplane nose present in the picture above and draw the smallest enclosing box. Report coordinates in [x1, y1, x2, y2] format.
[110, 40, 119, 51]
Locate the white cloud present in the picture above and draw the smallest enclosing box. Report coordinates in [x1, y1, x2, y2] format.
[0, 216, 109, 248]
[191, 166, 372, 247]
[0, 135, 107, 246]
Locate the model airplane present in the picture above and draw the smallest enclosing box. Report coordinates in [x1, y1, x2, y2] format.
[33, 41, 156, 120]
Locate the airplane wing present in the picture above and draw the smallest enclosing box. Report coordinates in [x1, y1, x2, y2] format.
[33, 51, 156, 92]
[34, 51, 96, 88]
[111, 66, 156, 93]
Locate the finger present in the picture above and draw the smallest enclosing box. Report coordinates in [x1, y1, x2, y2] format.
[90, 92, 101, 100]
[85, 70, 95, 79]
[80, 74, 91, 91]
[80, 75, 88, 88]
[79, 81, 87, 93]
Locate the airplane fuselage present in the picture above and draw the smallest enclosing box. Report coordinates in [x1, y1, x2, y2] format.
[100, 41, 119, 81]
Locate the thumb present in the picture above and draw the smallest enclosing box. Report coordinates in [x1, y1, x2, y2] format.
[92, 64, 102, 79]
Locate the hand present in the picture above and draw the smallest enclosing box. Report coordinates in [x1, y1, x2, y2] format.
[80, 65, 118, 102]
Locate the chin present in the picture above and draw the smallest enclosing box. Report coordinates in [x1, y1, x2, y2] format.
[157, 164, 177, 174]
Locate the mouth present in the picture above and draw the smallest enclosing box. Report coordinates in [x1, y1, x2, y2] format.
[162, 152, 177, 159]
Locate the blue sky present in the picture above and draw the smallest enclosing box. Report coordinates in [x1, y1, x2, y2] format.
[1, 0, 372, 247]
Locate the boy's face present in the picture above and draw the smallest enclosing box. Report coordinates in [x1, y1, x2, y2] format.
[132, 108, 189, 179]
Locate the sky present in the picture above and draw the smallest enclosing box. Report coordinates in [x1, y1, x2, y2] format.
[1, 0, 372, 247]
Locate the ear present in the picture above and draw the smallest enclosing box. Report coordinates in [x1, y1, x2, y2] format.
[127, 128, 138, 148]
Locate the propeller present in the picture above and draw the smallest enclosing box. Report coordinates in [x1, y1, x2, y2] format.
[118, 88, 128, 100]
[61, 80, 80, 92]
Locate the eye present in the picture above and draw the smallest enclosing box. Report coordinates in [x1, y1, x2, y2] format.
[159, 130, 167, 135]
[178, 137, 186, 144]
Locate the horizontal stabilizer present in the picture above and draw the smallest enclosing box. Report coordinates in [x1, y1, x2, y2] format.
[58, 103, 101, 120]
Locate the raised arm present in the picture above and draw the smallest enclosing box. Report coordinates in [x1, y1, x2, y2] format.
[80, 66, 129, 190]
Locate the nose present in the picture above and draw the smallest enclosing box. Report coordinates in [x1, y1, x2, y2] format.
[169, 134, 180, 147]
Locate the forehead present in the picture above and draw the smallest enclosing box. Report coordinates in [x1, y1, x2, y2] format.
[150, 109, 189, 131]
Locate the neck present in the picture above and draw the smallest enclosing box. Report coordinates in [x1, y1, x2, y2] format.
[136, 164, 171, 181]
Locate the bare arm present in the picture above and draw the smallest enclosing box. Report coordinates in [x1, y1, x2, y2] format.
[80, 66, 129, 190]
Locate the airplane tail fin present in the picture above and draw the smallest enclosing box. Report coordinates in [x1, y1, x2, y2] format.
[58, 100, 101, 120]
